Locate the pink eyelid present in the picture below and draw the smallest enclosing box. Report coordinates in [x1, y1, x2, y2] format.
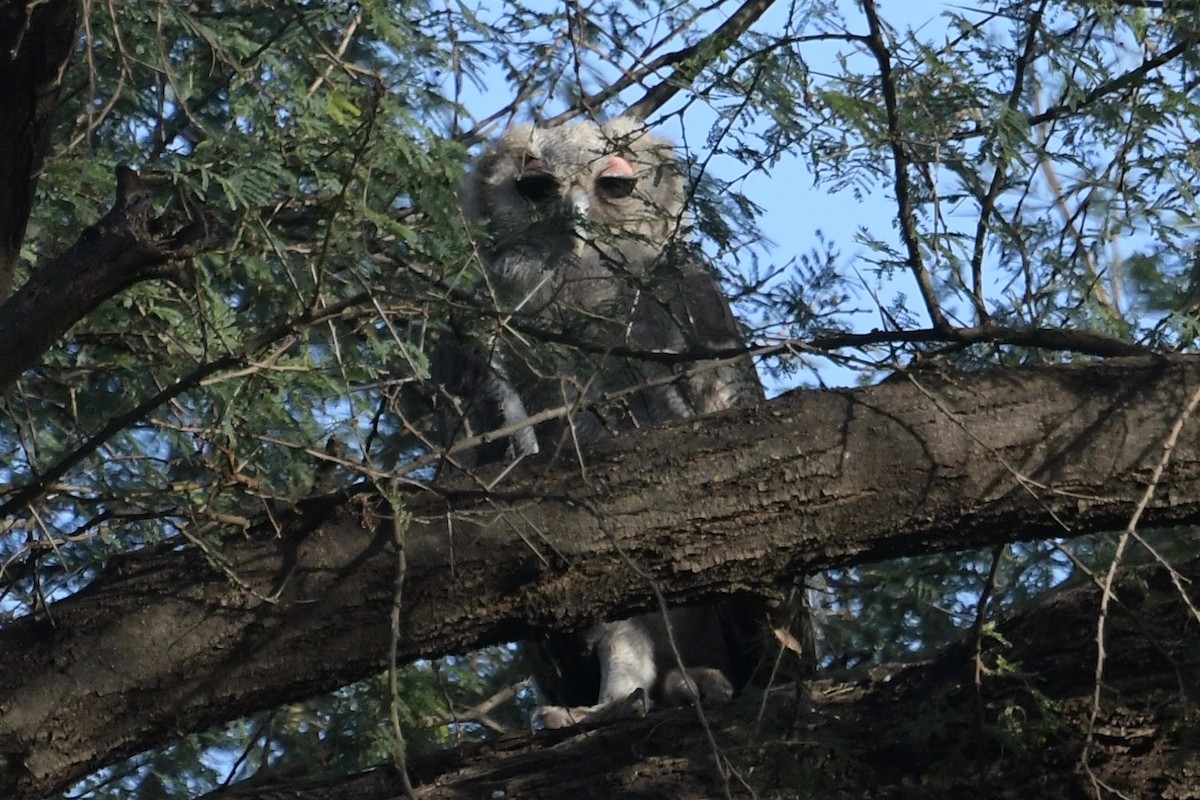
[598, 155, 635, 178]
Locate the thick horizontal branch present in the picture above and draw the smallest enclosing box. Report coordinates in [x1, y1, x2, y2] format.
[5, 356, 1200, 797]
[200, 558, 1200, 800]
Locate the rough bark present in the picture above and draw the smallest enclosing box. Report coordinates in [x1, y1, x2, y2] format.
[198, 558, 1200, 800]
[0, 166, 209, 389]
[0, 3, 208, 388]
[0, 0, 79, 300]
[4, 357, 1200, 798]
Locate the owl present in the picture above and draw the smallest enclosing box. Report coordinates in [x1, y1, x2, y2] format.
[434, 117, 763, 727]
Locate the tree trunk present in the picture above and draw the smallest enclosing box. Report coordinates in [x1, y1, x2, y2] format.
[0, 0, 79, 300]
[4, 356, 1200, 798]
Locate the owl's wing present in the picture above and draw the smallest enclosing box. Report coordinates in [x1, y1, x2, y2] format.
[671, 262, 764, 411]
[629, 252, 763, 418]
[430, 331, 539, 469]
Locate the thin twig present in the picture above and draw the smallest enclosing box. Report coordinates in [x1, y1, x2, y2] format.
[971, 545, 1005, 690]
[966, 1, 1048, 324]
[384, 484, 418, 800]
[860, 0, 948, 331]
[1029, 32, 1200, 128]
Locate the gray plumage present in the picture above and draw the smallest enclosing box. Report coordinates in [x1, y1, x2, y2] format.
[435, 117, 762, 726]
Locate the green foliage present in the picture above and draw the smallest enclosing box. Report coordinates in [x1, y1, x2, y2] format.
[5, 0, 1200, 796]
[52, 658, 529, 799]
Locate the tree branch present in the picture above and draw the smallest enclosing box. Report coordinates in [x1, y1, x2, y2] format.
[966, 1, 1048, 324]
[401, 260, 1149, 364]
[0, 0, 81, 300]
[1027, 28, 1200, 128]
[197, 557, 1200, 800]
[0, 291, 373, 519]
[5, 356, 1200, 797]
[0, 166, 209, 390]
[622, 0, 777, 120]
[860, 0, 948, 331]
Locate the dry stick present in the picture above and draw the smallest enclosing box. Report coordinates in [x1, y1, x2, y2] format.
[1079, 382, 1200, 797]
[305, 6, 364, 98]
[1125, 529, 1200, 624]
[421, 681, 529, 734]
[385, 485, 419, 800]
[1034, 37, 1152, 321]
[1032, 92, 1115, 314]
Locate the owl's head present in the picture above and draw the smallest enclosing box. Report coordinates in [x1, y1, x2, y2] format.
[464, 118, 689, 312]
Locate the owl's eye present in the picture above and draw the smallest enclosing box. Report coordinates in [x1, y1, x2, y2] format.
[596, 175, 637, 199]
[515, 172, 559, 203]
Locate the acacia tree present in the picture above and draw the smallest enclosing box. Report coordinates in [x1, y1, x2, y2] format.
[1, 1, 1198, 798]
